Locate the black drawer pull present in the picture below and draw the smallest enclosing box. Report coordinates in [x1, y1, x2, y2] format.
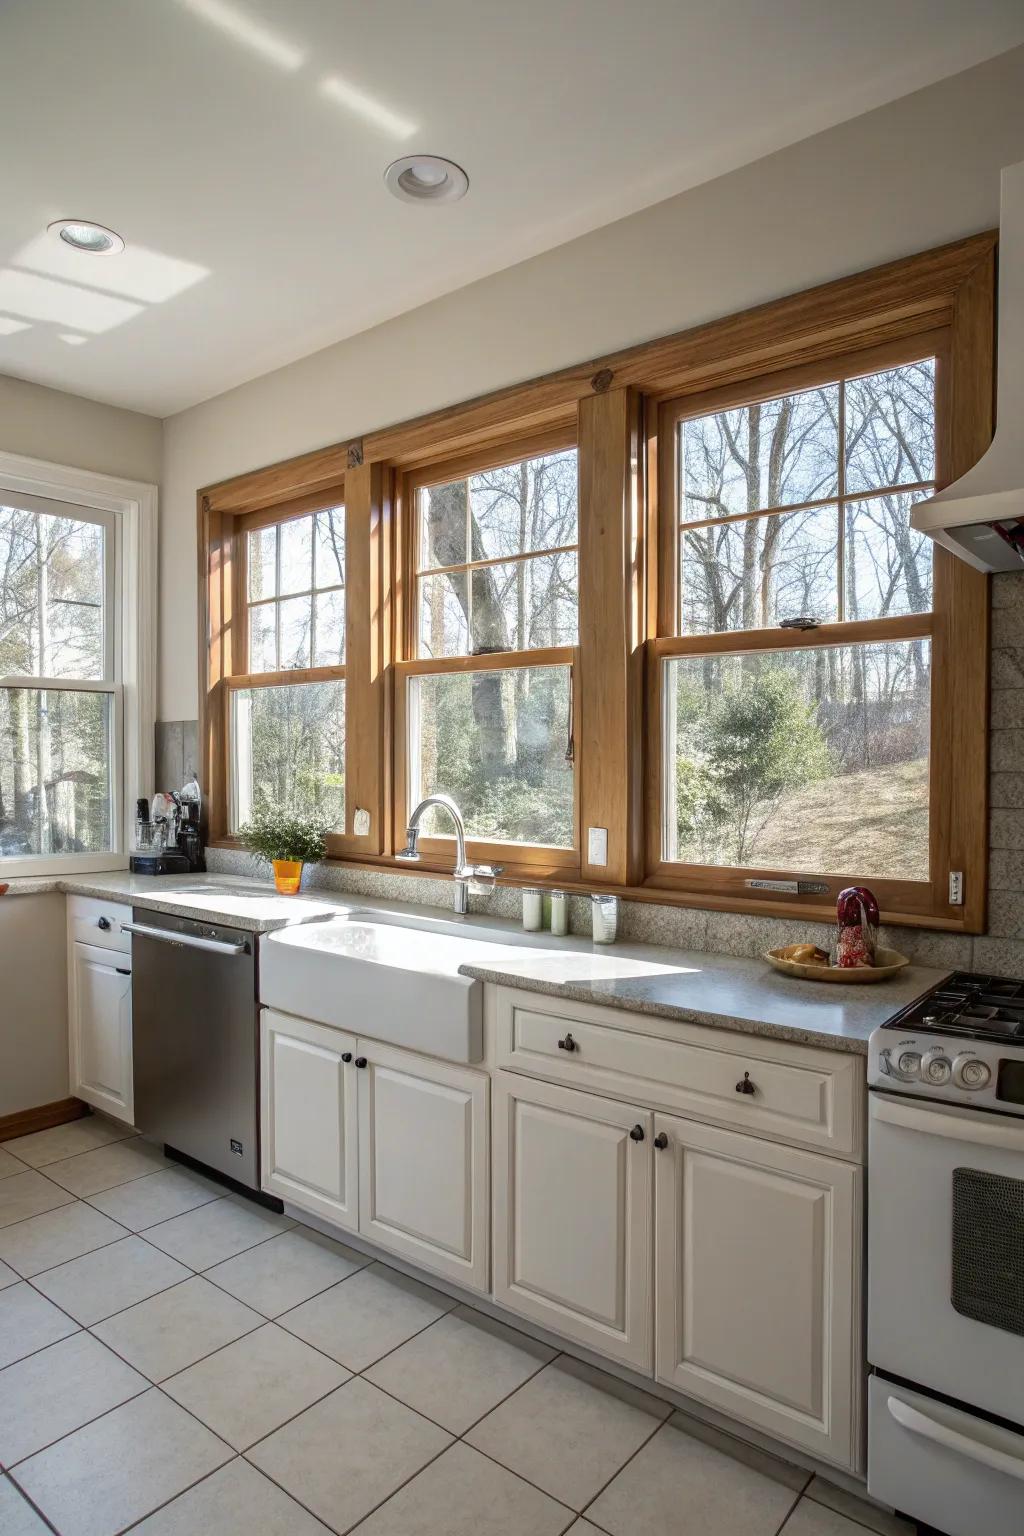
[736, 1071, 756, 1096]
[116, 967, 131, 977]
[629, 1123, 645, 1142]
[97, 916, 111, 931]
[653, 1131, 668, 1149]
[355, 1056, 367, 1069]
[557, 1032, 577, 1053]
[341, 1052, 353, 1063]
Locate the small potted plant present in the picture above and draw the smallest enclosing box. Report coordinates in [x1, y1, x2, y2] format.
[236, 808, 329, 894]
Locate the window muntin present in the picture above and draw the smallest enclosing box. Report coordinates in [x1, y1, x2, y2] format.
[662, 354, 937, 884]
[1, 498, 117, 862]
[246, 506, 345, 673]
[230, 499, 347, 832]
[663, 640, 931, 880]
[404, 444, 578, 857]
[416, 450, 578, 658]
[677, 360, 936, 634]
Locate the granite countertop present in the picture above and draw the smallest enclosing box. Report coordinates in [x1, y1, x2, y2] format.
[2, 870, 945, 1053]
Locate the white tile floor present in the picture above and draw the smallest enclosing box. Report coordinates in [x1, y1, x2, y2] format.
[0, 1114, 917, 1536]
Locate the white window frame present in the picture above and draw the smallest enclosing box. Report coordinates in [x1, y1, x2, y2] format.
[0, 451, 157, 877]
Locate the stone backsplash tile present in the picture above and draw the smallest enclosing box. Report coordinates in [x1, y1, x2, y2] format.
[986, 891, 1024, 941]
[990, 731, 1024, 773]
[990, 849, 1024, 892]
[990, 809, 1024, 851]
[991, 773, 1024, 809]
[991, 690, 1024, 729]
[991, 572, 1024, 610]
[973, 936, 1024, 977]
[991, 650, 1024, 690]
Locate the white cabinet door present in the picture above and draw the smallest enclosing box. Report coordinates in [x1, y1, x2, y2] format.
[654, 1111, 862, 1469]
[492, 1072, 653, 1371]
[260, 1009, 358, 1229]
[70, 942, 133, 1123]
[357, 1041, 489, 1293]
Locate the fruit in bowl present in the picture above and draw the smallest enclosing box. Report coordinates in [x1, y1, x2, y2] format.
[778, 943, 830, 966]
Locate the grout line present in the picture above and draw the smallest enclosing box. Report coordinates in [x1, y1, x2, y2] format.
[574, 1409, 670, 1522]
[5, 1377, 151, 1473]
[2, 1471, 63, 1535]
[771, 1486, 807, 1536]
[797, 1486, 908, 1536]
[3, 1225, 131, 1284]
[80, 1287, 266, 1388]
[114, 1456, 246, 1536]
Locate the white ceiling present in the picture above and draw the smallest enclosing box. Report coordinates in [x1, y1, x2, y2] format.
[1, 0, 1022, 418]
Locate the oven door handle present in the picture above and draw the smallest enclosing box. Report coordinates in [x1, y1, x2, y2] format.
[871, 1092, 1024, 1152]
[887, 1396, 1024, 1483]
[121, 921, 248, 957]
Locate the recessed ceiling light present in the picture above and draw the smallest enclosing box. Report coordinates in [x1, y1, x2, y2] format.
[47, 220, 125, 256]
[384, 156, 468, 204]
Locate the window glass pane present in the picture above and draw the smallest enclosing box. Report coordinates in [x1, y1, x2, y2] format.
[314, 507, 346, 590]
[664, 640, 930, 880]
[0, 506, 106, 680]
[680, 509, 838, 634]
[278, 595, 312, 670]
[248, 526, 277, 602]
[845, 359, 935, 495]
[844, 492, 933, 620]
[419, 571, 469, 659]
[279, 515, 313, 596]
[232, 680, 345, 829]
[680, 384, 838, 523]
[0, 688, 112, 857]
[411, 664, 573, 847]
[471, 552, 578, 653]
[419, 451, 579, 572]
[249, 604, 276, 673]
[469, 451, 578, 563]
[314, 589, 345, 667]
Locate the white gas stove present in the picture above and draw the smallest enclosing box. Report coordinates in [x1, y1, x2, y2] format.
[867, 973, 1024, 1536]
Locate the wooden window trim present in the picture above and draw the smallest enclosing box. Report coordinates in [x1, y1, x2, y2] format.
[199, 231, 994, 928]
[645, 315, 990, 930]
[393, 427, 581, 876]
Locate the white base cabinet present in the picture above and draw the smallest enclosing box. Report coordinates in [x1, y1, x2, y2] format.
[261, 1010, 359, 1230]
[492, 1072, 653, 1372]
[260, 1010, 490, 1291]
[69, 942, 134, 1124]
[654, 1111, 862, 1467]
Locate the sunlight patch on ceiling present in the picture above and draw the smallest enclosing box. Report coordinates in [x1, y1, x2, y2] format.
[0, 316, 31, 336]
[13, 233, 209, 304]
[178, 0, 305, 70]
[0, 271, 143, 334]
[58, 333, 89, 345]
[319, 75, 417, 140]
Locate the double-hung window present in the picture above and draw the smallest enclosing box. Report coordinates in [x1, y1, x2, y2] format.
[228, 500, 347, 829]
[0, 492, 118, 865]
[396, 437, 579, 869]
[651, 339, 948, 914]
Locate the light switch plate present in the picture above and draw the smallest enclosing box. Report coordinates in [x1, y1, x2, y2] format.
[587, 826, 608, 865]
[353, 808, 371, 837]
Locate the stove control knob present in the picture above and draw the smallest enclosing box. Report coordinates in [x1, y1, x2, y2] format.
[921, 1048, 952, 1085]
[952, 1055, 991, 1091]
[896, 1050, 922, 1078]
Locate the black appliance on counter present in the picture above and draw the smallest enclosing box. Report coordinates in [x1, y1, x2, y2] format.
[130, 781, 206, 876]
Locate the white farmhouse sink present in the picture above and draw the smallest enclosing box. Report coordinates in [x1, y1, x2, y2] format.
[260, 908, 544, 1062]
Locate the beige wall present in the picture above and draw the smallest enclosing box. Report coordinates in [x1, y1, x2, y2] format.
[161, 45, 1024, 720]
[0, 374, 162, 485]
[0, 894, 69, 1117]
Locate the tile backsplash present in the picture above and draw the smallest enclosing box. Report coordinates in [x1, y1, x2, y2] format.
[192, 571, 1024, 967]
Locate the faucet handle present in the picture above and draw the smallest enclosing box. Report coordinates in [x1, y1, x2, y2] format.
[395, 826, 421, 862]
[467, 864, 503, 892]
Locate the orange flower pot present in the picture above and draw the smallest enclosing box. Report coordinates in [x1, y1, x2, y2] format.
[272, 859, 303, 895]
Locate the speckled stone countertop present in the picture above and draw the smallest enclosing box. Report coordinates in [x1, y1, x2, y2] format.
[3, 871, 944, 1051]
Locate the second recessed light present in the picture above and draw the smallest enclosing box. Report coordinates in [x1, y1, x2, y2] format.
[384, 156, 468, 204]
[48, 220, 125, 255]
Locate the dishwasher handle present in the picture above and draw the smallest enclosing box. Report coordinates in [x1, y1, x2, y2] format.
[121, 920, 249, 957]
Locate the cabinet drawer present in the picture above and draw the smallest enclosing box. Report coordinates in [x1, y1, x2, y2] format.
[68, 895, 132, 954]
[495, 990, 862, 1158]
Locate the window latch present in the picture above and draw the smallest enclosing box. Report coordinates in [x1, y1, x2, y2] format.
[779, 615, 821, 631]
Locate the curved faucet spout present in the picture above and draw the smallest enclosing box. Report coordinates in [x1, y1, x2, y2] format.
[397, 795, 501, 913]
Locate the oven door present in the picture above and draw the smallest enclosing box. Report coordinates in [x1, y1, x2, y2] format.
[868, 1092, 1024, 1427]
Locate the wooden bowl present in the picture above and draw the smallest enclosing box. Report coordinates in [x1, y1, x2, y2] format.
[763, 946, 910, 983]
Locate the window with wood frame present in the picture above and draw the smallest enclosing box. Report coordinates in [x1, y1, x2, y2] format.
[395, 435, 579, 866]
[228, 497, 347, 831]
[648, 323, 986, 924]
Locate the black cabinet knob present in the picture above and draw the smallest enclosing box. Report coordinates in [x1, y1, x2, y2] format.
[557, 1032, 577, 1053]
[629, 1123, 645, 1142]
[97, 916, 111, 931]
[341, 1052, 353, 1063]
[653, 1131, 668, 1149]
[736, 1071, 756, 1096]
[355, 1057, 367, 1069]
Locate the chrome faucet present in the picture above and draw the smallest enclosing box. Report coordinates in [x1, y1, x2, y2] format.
[396, 794, 503, 914]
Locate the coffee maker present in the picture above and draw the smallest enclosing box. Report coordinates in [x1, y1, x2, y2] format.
[130, 778, 206, 875]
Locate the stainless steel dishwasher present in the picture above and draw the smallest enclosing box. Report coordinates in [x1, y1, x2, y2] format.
[125, 907, 262, 1191]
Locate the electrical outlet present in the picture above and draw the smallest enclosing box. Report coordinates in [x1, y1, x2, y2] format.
[949, 870, 963, 906]
[353, 808, 371, 837]
[588, 827, 608, 866]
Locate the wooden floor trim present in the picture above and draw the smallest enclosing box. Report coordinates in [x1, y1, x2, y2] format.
[0, 1097, 89, 1143]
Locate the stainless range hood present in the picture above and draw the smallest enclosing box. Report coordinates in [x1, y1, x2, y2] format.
[911, 160, 1024, 574]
